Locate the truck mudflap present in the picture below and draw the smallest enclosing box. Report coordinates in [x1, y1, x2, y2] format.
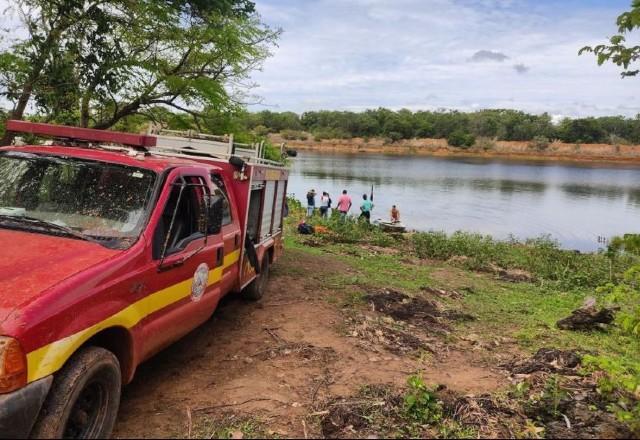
[0, 376, 53, 439]
[244, 236, 260, 274]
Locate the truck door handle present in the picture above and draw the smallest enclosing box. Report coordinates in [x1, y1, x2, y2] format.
[216, 247, 224, 267]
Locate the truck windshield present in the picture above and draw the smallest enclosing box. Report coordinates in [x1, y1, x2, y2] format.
[0, 151, 157, 249]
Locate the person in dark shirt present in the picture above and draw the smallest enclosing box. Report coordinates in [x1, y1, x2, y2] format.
[306, 189, 316, 217]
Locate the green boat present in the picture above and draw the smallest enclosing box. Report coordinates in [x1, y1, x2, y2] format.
[378, 221, 406, 233]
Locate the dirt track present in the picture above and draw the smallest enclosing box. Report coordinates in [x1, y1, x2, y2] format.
[112, 249, 507, 438]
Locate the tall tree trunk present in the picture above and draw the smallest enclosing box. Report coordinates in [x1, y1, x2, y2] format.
[80, 92, 91, 128]
[1, 79, 37, 145]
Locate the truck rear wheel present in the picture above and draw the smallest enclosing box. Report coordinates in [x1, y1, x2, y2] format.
[31, 346, 121, 439]
[242, 256, 270, 301]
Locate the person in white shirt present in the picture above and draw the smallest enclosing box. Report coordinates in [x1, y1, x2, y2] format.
[319, 191, 331, 218]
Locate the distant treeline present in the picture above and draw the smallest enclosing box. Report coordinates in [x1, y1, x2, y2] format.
[237, 108, 640, 146]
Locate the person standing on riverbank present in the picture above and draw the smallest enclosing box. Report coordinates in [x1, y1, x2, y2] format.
[360, 194, 374, 223]
[319, 191, 331, 218]
[306, 189, 316, 217]
[336, 189, 352, 221]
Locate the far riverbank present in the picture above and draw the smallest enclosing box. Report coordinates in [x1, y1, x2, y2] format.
[271, 134, 640, 165]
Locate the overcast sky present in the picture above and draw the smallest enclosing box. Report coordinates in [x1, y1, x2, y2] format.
[250, 0, 638, 118]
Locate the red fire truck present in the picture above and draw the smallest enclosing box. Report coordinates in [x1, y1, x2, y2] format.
[0, 121, 288, 438]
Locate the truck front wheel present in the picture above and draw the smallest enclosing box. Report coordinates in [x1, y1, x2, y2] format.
[242, 256, 270, 301]
[31, 346, 121, 439]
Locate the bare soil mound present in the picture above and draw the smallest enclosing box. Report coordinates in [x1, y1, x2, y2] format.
[364, 289, 475, 331]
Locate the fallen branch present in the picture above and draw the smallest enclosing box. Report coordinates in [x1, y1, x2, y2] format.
[263, 301, 308, 307]
[556, 305, 618, 331]
[193, 398, 287, 413]
[328, 400, 386, 407]
[186, 407, 192, 439]
[264, 327, 285, 343]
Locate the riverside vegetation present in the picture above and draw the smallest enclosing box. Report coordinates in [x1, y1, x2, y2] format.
[233, 108, 640, 148]
[289, 198, 640, 437]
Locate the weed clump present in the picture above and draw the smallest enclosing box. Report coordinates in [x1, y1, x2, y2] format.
[412, 231, 636, 289]
[403, 375, 443, 424]
[303, 214, 399, 248]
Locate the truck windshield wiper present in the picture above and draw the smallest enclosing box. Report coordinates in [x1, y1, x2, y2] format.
[0, 214, 100, 244]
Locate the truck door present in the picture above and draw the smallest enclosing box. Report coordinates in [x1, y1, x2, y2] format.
[140, 168, 225, 360]
[211, 173, 241, 294]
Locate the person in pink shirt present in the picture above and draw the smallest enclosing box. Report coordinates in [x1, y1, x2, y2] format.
[336, 189, 352, 221]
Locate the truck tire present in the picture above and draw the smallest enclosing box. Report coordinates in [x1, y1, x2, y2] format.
[30, 347, 121, 439]
[242, 256, 270, 301]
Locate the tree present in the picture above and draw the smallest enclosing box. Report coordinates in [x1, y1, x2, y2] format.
[557, 118, 606, 144]
[0, 0, 279, 144]
[0, 0, 112, 144]
[580, 0, 640, 77]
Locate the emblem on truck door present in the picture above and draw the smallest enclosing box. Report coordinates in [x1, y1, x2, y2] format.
[191, 263, 210, 302]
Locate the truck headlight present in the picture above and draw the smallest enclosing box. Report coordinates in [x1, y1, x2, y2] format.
[0, 336, 27, 394]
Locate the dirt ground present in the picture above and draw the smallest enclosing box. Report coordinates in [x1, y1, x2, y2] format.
[112, 249, 509, 438]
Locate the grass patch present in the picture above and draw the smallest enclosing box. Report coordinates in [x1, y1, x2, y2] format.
[328, 249, 433, 293]
[191, 415, 272, 439]
[412, 231, 637, 290]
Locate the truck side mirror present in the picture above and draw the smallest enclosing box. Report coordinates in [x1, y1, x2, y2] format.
[207, 195, 223, 235]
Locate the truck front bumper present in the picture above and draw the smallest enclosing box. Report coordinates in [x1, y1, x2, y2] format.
[0, 376, 53, 439]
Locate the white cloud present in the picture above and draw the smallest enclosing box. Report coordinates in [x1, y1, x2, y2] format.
[251, 0, 636, 117]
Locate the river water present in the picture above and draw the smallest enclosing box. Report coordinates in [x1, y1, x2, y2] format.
[287, 152, 640, 252]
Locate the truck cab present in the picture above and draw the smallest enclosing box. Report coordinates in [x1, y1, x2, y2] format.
[0, 122, 288, 438]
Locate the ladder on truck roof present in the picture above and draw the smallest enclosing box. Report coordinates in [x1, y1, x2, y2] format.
[3, 120, 284, 167]
[149, 128, 280, 166]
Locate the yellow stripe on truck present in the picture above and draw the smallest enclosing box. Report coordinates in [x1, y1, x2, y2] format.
[26, 250, 240, 383]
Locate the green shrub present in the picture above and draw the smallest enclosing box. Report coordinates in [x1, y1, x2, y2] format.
[474, 136, 496, 151]
[583, 354, 640, 434]
[280, 129, 307, 140]
[387, 131, 403, 143]
[597, 264, 640, 336]
[403, 375, 443, 424]
[447, 131, 475, 148]
[312, 128, 344, 141]
[608, 234, 640, 257]
[529, 135, 550, 151]
[608, 134, 631, 146]
[286, 196, 303, 213]
[262, 141, 286, 164]
[252, 125, 270, 137]
[280, 129, 296, 140]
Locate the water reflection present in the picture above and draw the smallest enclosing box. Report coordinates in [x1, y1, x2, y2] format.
[289, 152, 640, 251]
[561, 184, 626, 200]
[628, 189, 640, 207]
